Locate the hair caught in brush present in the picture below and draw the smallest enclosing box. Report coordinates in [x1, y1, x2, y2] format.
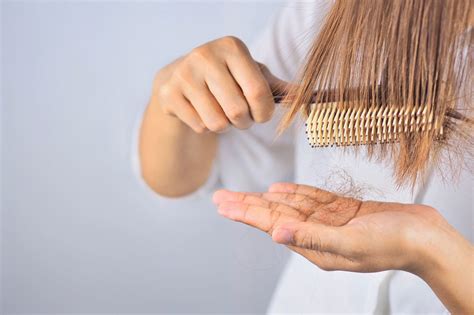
[280, 0, 473, 187]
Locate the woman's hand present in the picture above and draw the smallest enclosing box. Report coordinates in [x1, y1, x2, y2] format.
[213, 182, 444, 273]
[140, 36, 287, 197]
[213, 182, 474, 313]
[152, 36, 285, 133]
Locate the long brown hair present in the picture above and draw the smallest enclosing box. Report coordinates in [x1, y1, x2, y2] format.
[281, 0, 473, 187]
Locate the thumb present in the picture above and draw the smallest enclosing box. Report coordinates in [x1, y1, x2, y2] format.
[272, 221, 354, 255]
[256, 62, 295, 100]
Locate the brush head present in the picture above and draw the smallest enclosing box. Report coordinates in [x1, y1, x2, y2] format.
[305, 103, 445, 147]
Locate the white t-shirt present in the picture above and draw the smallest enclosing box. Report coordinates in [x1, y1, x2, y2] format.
[134, 1, 473, 313]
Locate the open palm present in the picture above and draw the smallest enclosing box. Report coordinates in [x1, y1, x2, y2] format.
[213, 182, 448, 273]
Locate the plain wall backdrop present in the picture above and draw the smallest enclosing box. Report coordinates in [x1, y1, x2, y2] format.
[1, 1, 291, 313]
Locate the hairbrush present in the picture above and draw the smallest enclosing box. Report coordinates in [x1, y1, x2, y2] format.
[272, 90, 467, 147]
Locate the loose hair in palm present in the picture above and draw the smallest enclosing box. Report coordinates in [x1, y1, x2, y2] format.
[280, 0, 473, 187]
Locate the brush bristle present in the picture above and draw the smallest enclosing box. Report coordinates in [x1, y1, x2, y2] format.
[306, 103, 444, 147]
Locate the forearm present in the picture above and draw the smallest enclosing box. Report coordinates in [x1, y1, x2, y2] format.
[417, 226, 474, 314]
[139, 100, 217, 197]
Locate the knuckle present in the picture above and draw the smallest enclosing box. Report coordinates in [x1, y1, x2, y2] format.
[310, 233, 323, 251]
[247, 89, 274, 123]
[174, 64, 193, 82]
[189, 45, 214, 62]
[155, 83, 174, 99]
[237, 123, 252, 130]
[154, 84, 172, 100]
[296, 231, 311, 249]
[220, 36, 245, 52]
[227, 106, 248, 121]
[253, 106, 275, 123]
[193, 124, 207, 134]
[247, 84, 269, 101]
[308, 233, 318, 249]
[208, 119, 229, 132]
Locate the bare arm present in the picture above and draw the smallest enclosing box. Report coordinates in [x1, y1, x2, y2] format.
[139, 96, 217, 197]
[139, 37, 285, 197]
[419, 224, 474, 314]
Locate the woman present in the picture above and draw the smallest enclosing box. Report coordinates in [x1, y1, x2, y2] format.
[138, 0, 473, 313]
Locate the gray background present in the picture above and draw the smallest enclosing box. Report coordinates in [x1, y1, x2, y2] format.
[1, 1, 290, 313]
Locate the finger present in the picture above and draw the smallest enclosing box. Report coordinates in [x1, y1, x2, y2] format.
[205, 64, 253, 129]
[256, 62, 294, 97]
[212, 189, 247, 204]
[271, 221, 356, 255]
[269, 182, 337, 204]
[217, 201, 302, 234]
[225, 51, 275, 123]
[183, 83, 230, 133]
[257, 192, 318, 216]
[165, 94, 207, 133]
[213, 190, 304, 219]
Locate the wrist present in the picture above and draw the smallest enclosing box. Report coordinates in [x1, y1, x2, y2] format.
[411, 228, 446, 280]
[410, 219, 474, 314]
[409, 216, 468, 280]
[398, 206, 448, 277]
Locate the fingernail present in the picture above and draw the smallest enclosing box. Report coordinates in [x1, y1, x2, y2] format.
[272, 228, 293, 244]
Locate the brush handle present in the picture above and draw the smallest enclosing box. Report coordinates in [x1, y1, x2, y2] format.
[273, 86, 384, 104]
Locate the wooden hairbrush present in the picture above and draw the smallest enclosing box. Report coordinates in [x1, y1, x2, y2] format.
[272, 90, 465, 147]
[304, 102, 444, 147]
